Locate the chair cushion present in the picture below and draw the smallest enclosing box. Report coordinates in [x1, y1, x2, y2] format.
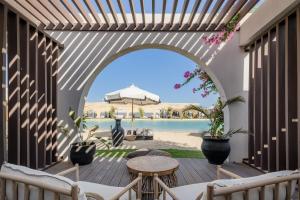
[78, 181, 135, 200]
[1, 163, 86, 200]
[161, 182, 209, 200]
[212, 170, 299, 200]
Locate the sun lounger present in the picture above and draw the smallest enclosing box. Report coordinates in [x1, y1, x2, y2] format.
[0, 162, 142, 200]
[154, 166, 300, 200]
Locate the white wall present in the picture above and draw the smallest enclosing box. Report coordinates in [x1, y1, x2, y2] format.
[240, 0, 300, 46]
[48, 31, 249, 162]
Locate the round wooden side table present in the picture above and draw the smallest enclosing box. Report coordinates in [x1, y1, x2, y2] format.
[127, 156, 179, 200]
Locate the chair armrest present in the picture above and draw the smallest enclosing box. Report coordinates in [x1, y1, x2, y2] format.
[56, 164, 80, 181]
[153, 174, 179, 200]
[195, 192, 203, 200]
[217, 165, 242, 179]
[85, 192, 104, 200]
[110, 173, 143, 200]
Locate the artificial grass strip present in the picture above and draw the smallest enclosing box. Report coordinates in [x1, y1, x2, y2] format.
[95, 148, 205, 159]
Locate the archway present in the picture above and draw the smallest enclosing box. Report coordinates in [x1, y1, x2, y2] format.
[78, 44, 230, 133]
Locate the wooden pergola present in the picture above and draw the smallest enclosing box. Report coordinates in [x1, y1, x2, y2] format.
[3, 0, 260, 31]
[0, 0, 264, 169]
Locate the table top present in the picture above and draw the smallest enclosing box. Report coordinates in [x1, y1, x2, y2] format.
[126, 156, 179, 176]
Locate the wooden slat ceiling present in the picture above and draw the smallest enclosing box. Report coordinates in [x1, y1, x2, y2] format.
[2, 0, 261, 31]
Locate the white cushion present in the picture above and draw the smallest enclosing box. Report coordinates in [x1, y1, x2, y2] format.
[78, 181, 135, 200]
[212, 170, 299, 200]
[162, 170, 299, 200]
[1, 163, 86, 200]
[161, 182, 208, 200]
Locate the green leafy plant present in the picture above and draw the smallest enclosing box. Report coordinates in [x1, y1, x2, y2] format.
[183, 96, 245, 139]
[167, 107, 173, 118]
[109, 106, 116, 118]
[138, 107, 145, 118]
[60, 107, 111, 149]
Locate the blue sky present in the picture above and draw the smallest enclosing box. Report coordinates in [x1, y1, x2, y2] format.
[86, 49, 219, 107]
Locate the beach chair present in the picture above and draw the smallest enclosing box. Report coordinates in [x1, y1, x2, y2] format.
[154, 166, 300, 200]
[0, 162, 142, 200]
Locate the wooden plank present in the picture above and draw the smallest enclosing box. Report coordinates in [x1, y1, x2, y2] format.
[117, 0, 128, 26]
[46, 158, 262, 187]
[179, 0, 189, 27]
[83, 0, 102, 26]
[51, 43, 58, 162]
[1, 0, 42, 28]
[0, 2, 7, 165]
[49, 0, 77, 28]
[277, 22, 286, 170]
[129, 0, 137, 26]
[297, 7, 300, 170]
[72, 0, 94, 28]
[161, 0, 167, 25]
[37, 32, 46, 168]
[170, 0, 178, 27]
[152, 0, 155, 26]
[19, 18, 29, 167]
[268, 29, 277, 172]
[248, 45, 255, 165]
[261, 35, 268, 171]
[7, 11, 20, 165]
[15, 0, 52, 28]
[195, 0, 213, 28]
[60, 0, 86, 28]
[106, 0, 119, 26]
[286, 13, 298, 170]
[25, 0, 63, 28]
[37, 0, 69, 27]
[238, 0, 259, 21]
[140, 0, 146, 26]
[95, 0, 109, 26]
[187, 0, 201, 27]
[216, 0, 247, 30]
[207, 0, 235, 30]
[254, 40, 262, 168]
[199, 0, 224, 30]
[45, 38, 52, 165]
[29, 26, 38, 169]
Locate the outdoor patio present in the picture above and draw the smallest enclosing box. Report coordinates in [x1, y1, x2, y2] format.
[1, 0, 300, 199]
[45, 158, 262, 187]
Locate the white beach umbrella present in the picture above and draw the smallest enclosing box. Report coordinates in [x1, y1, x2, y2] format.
[104, 84, 160, 123]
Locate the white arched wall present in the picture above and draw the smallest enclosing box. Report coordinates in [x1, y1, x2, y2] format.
[79, 44, 228, 125]
[48, 31, 248, 162]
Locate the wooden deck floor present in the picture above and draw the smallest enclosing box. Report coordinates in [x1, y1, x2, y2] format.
[46, 157, 262, 187]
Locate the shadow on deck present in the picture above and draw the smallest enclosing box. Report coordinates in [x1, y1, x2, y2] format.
[45, 157, 262, 187]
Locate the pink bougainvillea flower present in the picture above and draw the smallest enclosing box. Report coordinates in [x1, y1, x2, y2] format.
[174, 84, 181, 89]
[184, 71, 191, 78]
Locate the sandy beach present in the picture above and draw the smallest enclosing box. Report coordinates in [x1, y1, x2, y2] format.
[93, 130, 202, 150]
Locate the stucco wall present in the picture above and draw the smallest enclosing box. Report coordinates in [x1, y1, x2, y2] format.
[48, 31, 249, 162]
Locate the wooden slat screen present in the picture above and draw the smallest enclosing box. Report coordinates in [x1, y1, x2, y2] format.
[0, 2, 6, 165]
[247, 6, 300, 171]
[0, 2, 60, 169]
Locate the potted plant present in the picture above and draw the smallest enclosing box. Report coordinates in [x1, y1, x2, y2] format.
[59, 108, 110, 165]
[183, 96, 245, 165]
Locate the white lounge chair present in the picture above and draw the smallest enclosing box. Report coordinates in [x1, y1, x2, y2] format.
[0, 163, 142, 200]
[154, 166, 300, 200]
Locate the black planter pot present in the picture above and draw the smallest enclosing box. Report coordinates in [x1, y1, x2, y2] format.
[201, 137, 230, 165]
[70, 142, 96, 165]
[112, 119, 124, 147]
